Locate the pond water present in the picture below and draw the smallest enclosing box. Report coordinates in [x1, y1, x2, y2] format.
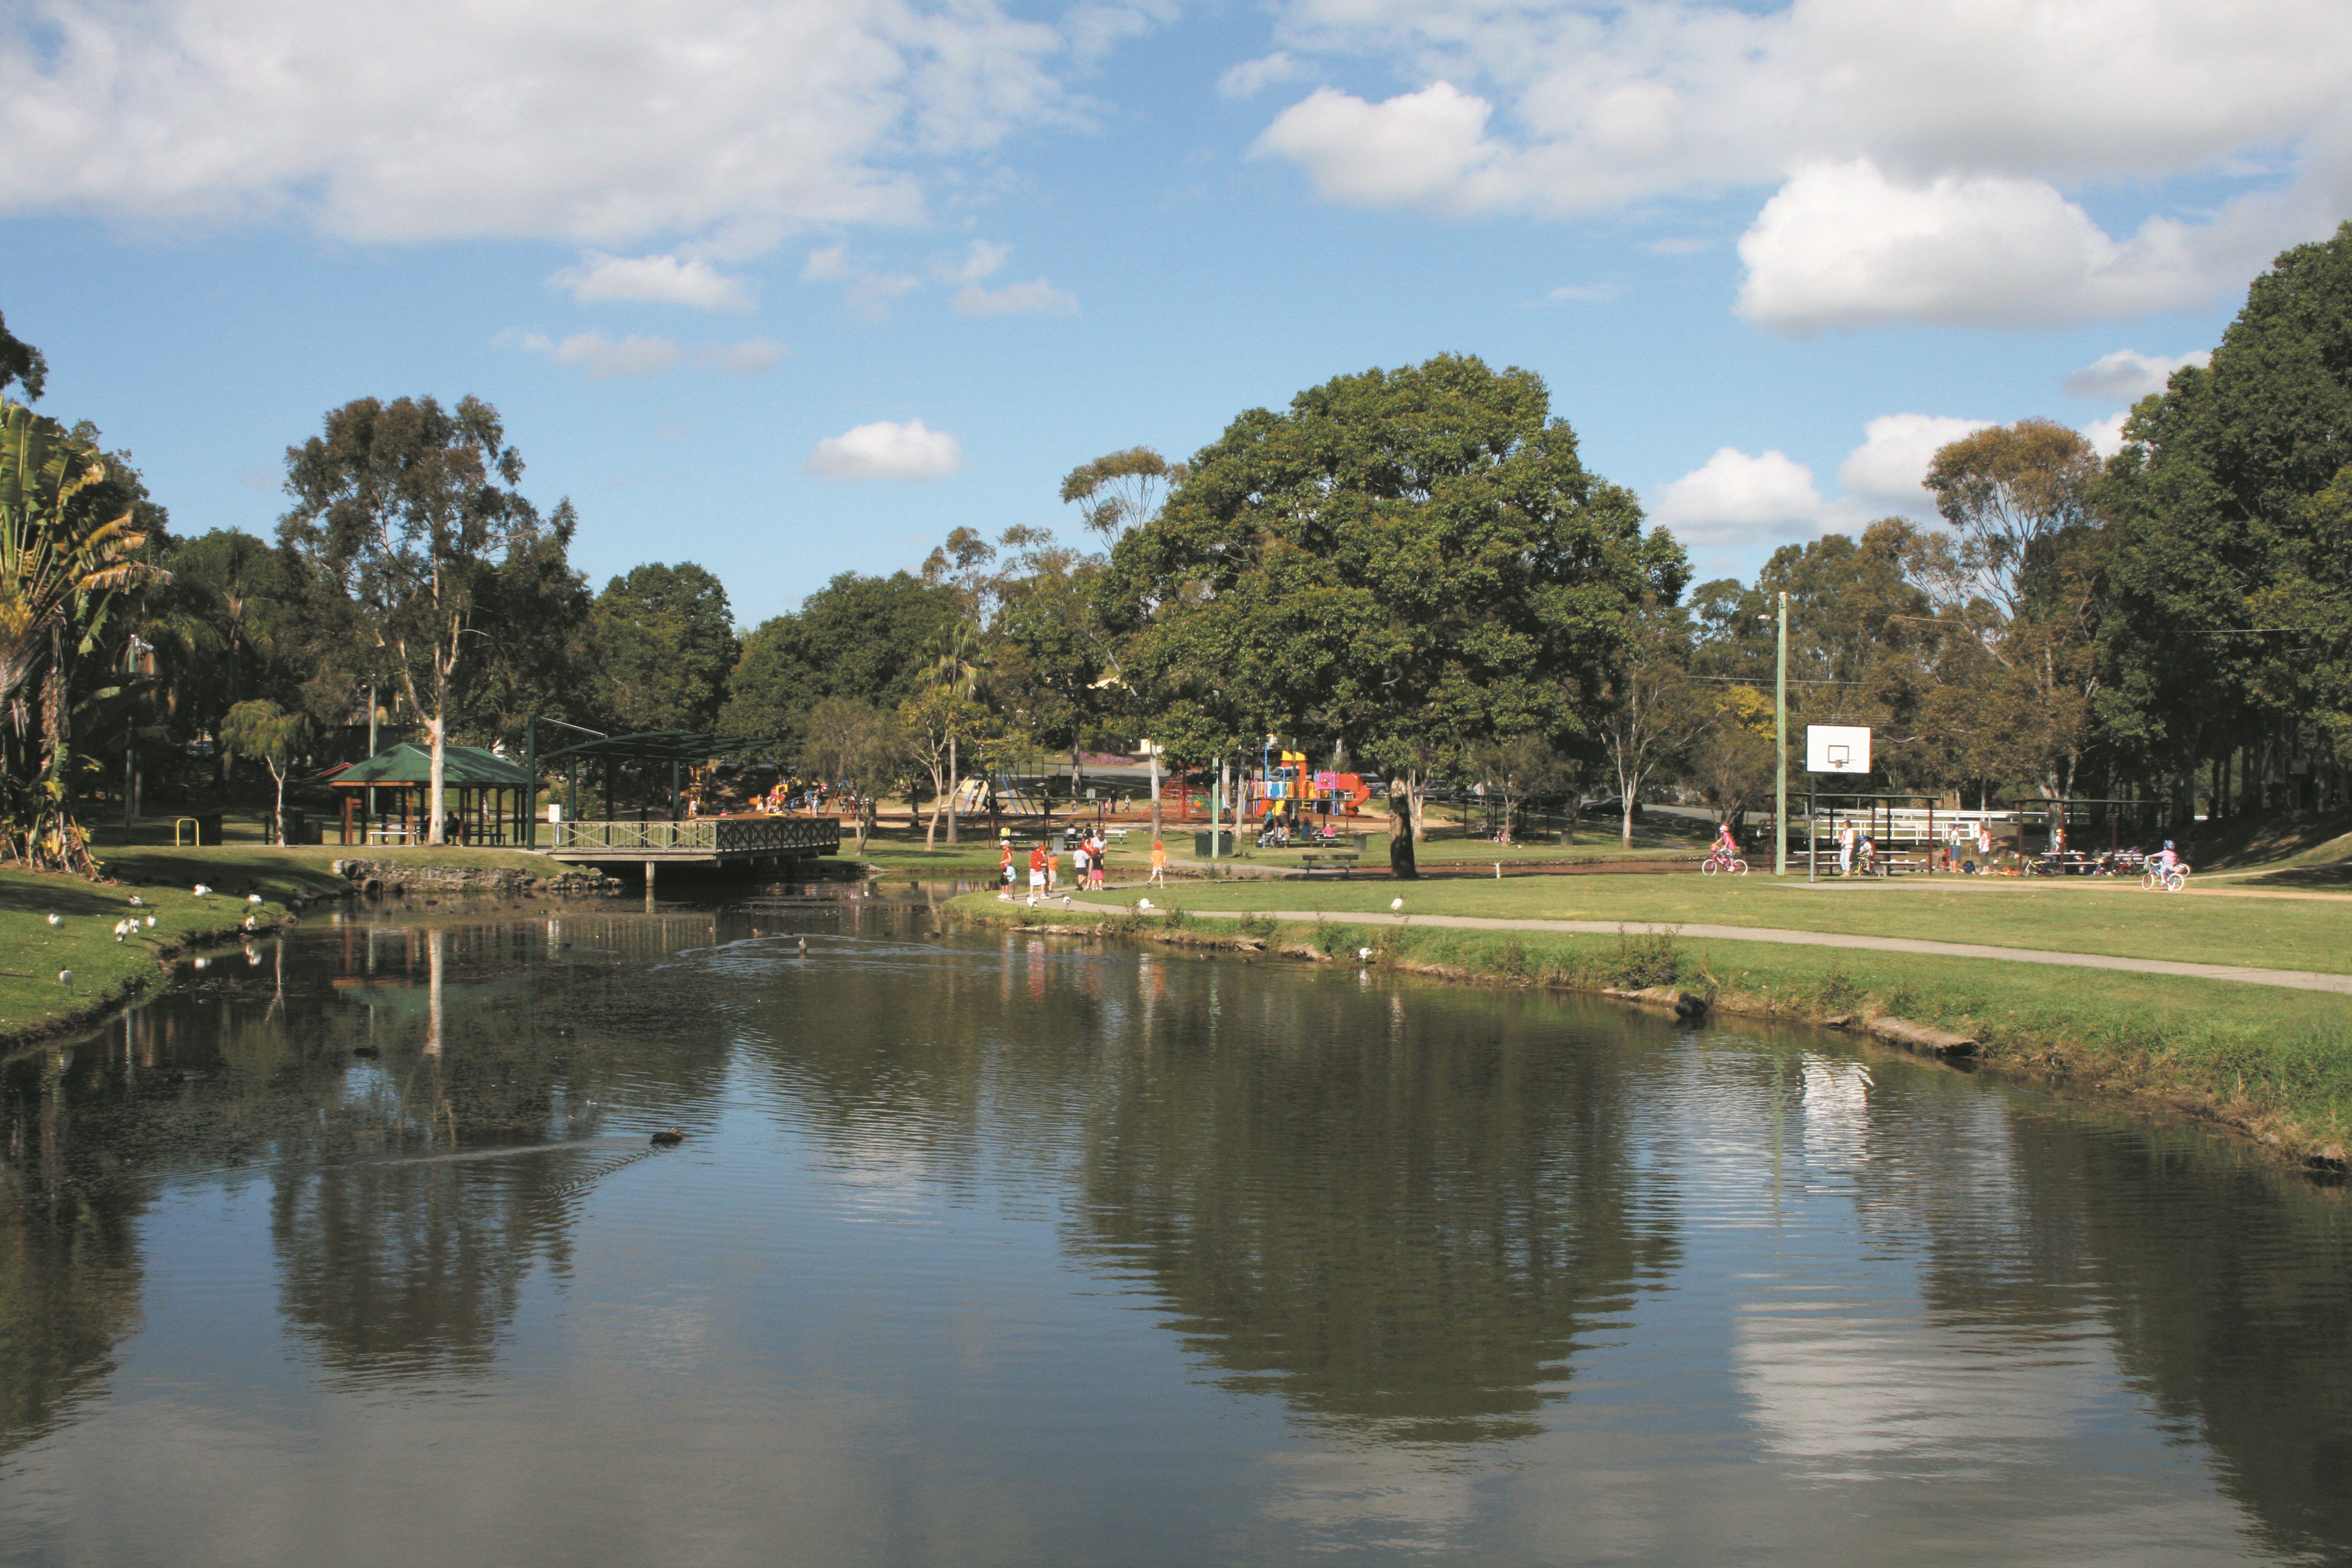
[2, 887, 2348, 1567]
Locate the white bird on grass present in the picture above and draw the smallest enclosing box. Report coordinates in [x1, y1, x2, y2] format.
[58, 970, 74, 993]
[192, 883, 211, 897]
[1390, 897, 1403, 912]
[128, 895, 143, 907]
[46, 912, 62, 927]
[1357, 947, 1374, 962]
[247, 892, 263, 904]
[1137, 898, 1155, 912]
[145, 915, 155, 928]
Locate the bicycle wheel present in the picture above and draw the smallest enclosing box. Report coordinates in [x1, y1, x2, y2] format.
[1700, 858, 1719, 877]
[2166, 871, 2188, 893]
[2140, 869, 2158, 891]
[1733, 858, 1749, 876]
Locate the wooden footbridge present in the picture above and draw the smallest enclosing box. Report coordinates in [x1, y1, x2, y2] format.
[547, 815, 840, 884]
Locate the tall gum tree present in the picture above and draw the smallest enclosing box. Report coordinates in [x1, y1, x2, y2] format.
[278, 396, 550, 844]
[1105, 354, 1684, 877]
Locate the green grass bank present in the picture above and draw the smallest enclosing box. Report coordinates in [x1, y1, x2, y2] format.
[0, 844, 560, 1045]
[953, 890, 2352, 1173]
[1059, 872, 2352, 975]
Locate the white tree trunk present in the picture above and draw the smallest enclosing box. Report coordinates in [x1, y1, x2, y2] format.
[426, 714, 448, 844]
[946, 733, 958, 845]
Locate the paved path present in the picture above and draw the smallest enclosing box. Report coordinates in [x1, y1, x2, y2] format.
[1148, 907, 2352, 996]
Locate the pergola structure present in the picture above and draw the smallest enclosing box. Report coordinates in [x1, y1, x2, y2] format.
[524, 718, 777, 849]
[324, 743, 534, 846]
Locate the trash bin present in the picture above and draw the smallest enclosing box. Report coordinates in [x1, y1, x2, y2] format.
[194, 812, 223, 846]
[280, 809, 308, 846]
[1193, 829, 1236, 858]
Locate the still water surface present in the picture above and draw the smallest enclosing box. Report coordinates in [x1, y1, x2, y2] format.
[2, 888, 2348, 1566]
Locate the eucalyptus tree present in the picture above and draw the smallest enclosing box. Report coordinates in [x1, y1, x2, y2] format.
[1060, 447, 1184, 541]
[1105, 354, 1682, 877]
[278, 396, 558, 843]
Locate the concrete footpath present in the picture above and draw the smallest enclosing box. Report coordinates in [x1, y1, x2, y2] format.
[1148, 907, 2352, 996]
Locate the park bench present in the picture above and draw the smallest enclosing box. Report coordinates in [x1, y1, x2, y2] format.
[1296, 852, 1360, 878]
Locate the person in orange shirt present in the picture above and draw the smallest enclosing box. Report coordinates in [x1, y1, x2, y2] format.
[1028, 843, 1047, 893]
[999, 837, 1016, 890]
[1148, 840, 1168, 886]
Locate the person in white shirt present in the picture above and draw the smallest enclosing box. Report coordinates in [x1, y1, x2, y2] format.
[1837, 821, 1854, 877]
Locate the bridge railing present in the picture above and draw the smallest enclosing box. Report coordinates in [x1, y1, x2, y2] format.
[550, 816, 840, 855]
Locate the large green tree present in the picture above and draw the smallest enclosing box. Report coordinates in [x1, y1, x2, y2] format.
[2100, 222, 2352, 815]
[278, 396, 562, 843]
[590, 561, 736, 733]
[722, 570, 955, 750]
[1106, 354, 1682, 876]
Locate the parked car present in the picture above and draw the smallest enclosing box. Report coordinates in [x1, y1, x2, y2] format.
[1579, 796, 1646, 821]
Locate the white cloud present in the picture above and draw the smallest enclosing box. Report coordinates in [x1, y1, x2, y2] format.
[803, 244, 921, 318]
[807, 419, 964, 481]
[1252, 83, 1510, 214]
[521, 330, 683, 379]
[1834, 413, 1992, 512]
[933, 240, 1011, 284]
[1734, 160, 2232, 333]
[2083, 410, 2134, 458]
[927, 239, 1074, 314]
[706, 337, 786, 374]
[955, 279, 1079, 316]
[1650, 448, 1825, 545]
[549, 252, 753, 312]
[2061, 347, 2211, 402]
[0, 0, 1076, 247]
[1246, 0, 2352, 327]
[1218, 51, 1310, 99]
[517, 329, 782, 377]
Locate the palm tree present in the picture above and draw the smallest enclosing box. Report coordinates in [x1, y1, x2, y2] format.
[1, 402, 166, 871]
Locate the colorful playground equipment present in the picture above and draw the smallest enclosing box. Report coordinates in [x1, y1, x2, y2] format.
[1246, 739, 1372, 835]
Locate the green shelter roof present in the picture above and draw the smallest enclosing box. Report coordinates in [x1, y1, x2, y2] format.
[324, 742, 531, 789]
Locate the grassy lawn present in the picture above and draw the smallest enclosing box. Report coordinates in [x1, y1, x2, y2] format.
[957, 893, 2352, 1160]
[0, 843, 557, 1042]
[1063, 869, 2352, 974]
[851, 818, 1702, 875]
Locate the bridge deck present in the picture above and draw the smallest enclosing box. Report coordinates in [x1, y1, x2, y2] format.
[544, 816, 840, 865]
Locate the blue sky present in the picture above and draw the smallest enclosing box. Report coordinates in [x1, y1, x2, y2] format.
[5, 0, 2344, 624]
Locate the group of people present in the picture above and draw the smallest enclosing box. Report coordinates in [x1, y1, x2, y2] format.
[999, 830, 1170, 895]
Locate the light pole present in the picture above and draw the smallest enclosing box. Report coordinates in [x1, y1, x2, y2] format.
[1774, 591, 1789, 876]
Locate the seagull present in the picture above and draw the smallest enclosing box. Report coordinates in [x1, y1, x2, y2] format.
[58, 970, 73, 993]
[1390, 897, 1404, 912]
[1137, 898, 1154, 911]
[128, 895, 143, 907]
[1357, 947, 1375, 962]
[241, 916, 258, 932]
[797, 936, 808, 954]
[193, 883, 211, 897]
[45, 912, 61, 927]
[145, 915, 155, 928]
[247, 892, 263, 904]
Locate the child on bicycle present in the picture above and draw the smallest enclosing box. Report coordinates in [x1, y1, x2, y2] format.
[1711, 822, 1738, 867]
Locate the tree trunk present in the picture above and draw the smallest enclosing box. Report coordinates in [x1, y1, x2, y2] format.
[1149, 748, 1162, 843]
[426, 714, 448, 844]
[1388, 770, 1419, 878]
[946, 733, 958, 845]
[270, 762, 287, 846]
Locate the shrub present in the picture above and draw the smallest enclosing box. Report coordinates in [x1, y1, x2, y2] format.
[1610, 926, 1682, 989]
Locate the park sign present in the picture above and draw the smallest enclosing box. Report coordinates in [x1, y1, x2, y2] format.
[1806, 725, 1872, 774]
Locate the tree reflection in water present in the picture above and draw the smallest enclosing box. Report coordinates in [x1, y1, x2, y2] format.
[4, 896, 2351, 1567]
